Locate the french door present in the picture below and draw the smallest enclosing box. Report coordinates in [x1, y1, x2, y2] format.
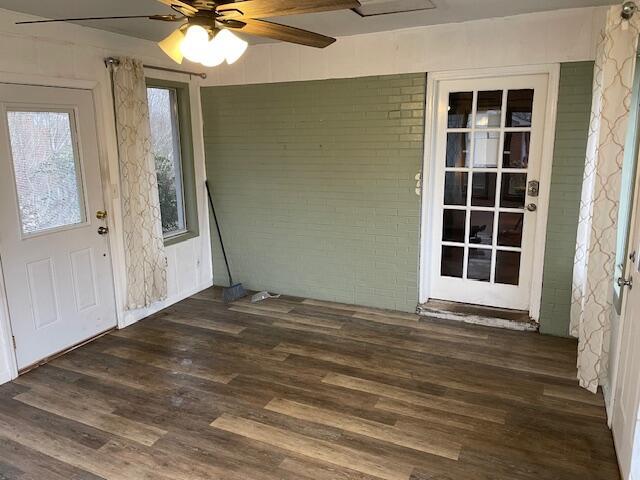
[429, 74, 549, 310]
[0, 84, 117, 369]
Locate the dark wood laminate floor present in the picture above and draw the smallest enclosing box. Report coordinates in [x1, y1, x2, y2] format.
[0, 287, 620, 480]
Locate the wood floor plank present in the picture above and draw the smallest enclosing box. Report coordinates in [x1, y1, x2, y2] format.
[0, 411, 169, 480]
[13, 386, 167, 447]
[211, 413, 415, 480]
[161, 313, 247, 335]
[265, 398, 461, 460]
[102, 344, 238, 385]
[322, 372, 507, 424]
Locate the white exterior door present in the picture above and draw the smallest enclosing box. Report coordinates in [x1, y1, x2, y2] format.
[613, 185, 640, 479]
[0, 84, 117, 370]
[429, 74, 549, 310]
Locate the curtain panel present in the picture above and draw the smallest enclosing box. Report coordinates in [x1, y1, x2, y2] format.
[571, 6, 640, 393]
[112, 57, 168, 309]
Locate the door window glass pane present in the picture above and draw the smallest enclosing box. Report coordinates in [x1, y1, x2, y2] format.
[467, 248, 492, 282]
[7, 110, 85, 235]
[473, 131, 500, 167]
[147, 87, 186, 237]
[476, 90, 502, 128]
[469, 211, 494, 245]
[506, 89, 534, 127]
[503, 132, 530, 168]
[446, 133, 470, 167]
[442, 210, 466, 243]
[500, 173, 527, 208]
[444, 172, 468, 205]
[448, 92, 473, 128]
[495, 250, 521, 285]
[471, 172, 497, 207]
[497, 213, 524, 247]
[441, 246, 464, 278]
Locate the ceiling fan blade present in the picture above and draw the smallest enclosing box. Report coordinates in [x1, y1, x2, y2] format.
[16, 15, 179, 24]
[217, 0, 360, 19]
[155, 0, 198, 15]
[226, 19, 335, 48]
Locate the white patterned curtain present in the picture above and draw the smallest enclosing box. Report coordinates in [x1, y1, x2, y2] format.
[112, 57, 168, 309]
[571, 5, 640, 393]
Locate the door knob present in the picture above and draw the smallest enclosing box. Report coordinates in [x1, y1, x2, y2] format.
[97, 226, 109, 235]
[526, 203, 537, 212]
[617, 276, 633, 289]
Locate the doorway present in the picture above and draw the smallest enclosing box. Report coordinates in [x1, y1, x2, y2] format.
[420, 68, 556, 315]
[0, 84, 117, 370]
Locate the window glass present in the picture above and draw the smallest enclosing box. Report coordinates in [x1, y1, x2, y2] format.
[147, 87, 186, 236]
[7, 110, 85, 235]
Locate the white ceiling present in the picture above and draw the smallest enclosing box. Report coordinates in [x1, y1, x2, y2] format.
[0, 0, 615, 44]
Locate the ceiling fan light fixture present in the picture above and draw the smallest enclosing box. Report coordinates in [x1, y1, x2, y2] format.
[158, 29, 186, 64]
[201, 39, 226, 67]
[214, 29, 249, 65]
[180, 24, 210, 63]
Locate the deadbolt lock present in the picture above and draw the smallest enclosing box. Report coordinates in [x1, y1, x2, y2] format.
[96, 210, 108, 220]
[527, 180, 539, 197]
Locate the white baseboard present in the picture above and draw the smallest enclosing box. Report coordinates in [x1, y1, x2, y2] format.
[119, 280, 214, 329]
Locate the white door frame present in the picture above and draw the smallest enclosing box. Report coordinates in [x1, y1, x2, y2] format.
[419, 64, 560, 320]
[0, 72, 125, 383]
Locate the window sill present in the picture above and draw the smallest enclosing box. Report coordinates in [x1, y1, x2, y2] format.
[163, 229, 199, 247]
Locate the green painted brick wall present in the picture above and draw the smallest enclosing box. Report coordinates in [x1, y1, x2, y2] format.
[202, 74, 425, 312]
[539, 61, 594, 336]
[202, 65, 593, 333]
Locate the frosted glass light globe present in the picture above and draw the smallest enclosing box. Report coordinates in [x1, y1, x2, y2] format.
[201, 39, 225, 67]
[180, 25, 209, 63]
[213, 29, 248, 64]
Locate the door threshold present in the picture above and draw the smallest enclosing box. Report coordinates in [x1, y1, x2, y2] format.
[417, 300, 538, 332]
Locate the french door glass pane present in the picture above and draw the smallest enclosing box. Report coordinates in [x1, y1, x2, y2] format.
[467, 248, 492, 282]
[471, 172, 497, 207]
[440, 85, 532, 286]
[495, 250, 521, 285]
[7, 110, 85, 235]
[500, 173, 527, 208]
[441, 246, 464, 278]
[442, 210, 466, 242]
[497, 212, 524, 247]
[469, 211, 494, 245]
[473, 131, 500, 167]
[447, 92, 473, 128]
[446, 133, 470, 167]
[506, 89, 534, 127]
[476, 90, 502, 128]
[444, 172, 468, 205]
[503, 132, 530, 168]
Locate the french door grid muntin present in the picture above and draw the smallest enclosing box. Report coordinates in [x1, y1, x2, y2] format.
[441, 88, 532, 285]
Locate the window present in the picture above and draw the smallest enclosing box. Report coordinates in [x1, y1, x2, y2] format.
[6, 109, 86, 236]
[146, 80, 198, 244]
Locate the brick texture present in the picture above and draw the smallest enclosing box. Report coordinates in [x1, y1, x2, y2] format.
[202, 66, 593, 331]
[202, 74, 425, 312]
[539, 62, 594, 336]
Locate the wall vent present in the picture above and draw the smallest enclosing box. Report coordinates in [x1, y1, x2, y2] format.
[353, 0, 436, 17]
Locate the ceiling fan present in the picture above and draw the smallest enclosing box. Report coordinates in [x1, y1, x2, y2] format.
[16, 0, 361, 67]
